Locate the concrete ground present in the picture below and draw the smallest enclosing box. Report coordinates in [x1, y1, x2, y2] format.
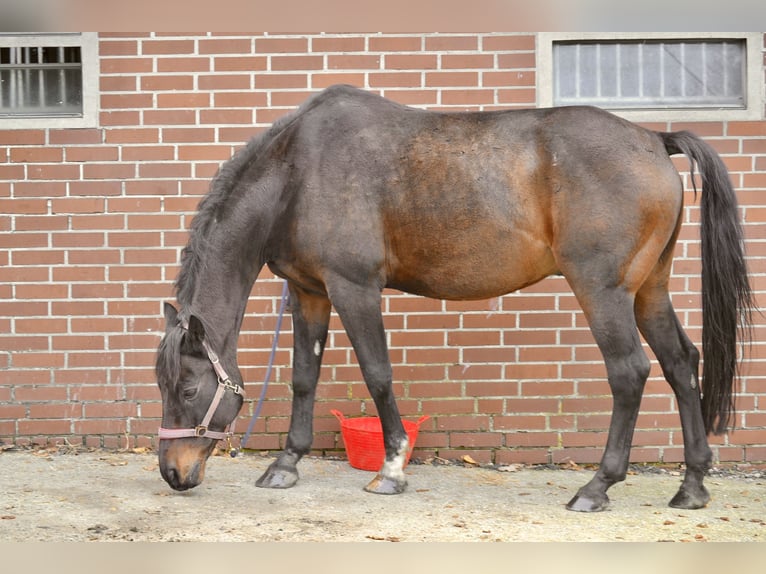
[0, 447, 764, 542]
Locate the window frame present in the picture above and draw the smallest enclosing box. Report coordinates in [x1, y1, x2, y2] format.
[537, 32, 764, 122]
[0, 32, 99, 129]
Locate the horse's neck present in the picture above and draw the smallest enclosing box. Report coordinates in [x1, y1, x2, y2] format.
[184, 240, 262, 355]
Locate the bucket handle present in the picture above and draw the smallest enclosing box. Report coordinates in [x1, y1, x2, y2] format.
[331, 409, 429, 428]
[415, 414, 430, 428]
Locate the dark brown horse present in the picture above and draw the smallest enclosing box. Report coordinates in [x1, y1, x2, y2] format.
[155, 85, 753, 512]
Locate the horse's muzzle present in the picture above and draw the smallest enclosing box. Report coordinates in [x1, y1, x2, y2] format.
[158, 440, 210, 491]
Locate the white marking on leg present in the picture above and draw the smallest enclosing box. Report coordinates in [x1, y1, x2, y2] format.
[381, 437, 409, 481]
[314, 340, 321, 356]
[690, 373, 697, 389]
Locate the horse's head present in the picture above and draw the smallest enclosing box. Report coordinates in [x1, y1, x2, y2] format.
[155, 302, 244, 491]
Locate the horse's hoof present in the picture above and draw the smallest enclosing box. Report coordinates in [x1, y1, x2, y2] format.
[566, 492, 610, 512]
[363, 473, 407, 495]
[255, 465, 299, 489]
[669, 485, 710, 509]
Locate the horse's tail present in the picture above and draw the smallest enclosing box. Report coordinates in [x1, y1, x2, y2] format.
[660, 131, 755, 435]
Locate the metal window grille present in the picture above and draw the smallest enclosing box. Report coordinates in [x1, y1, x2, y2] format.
[0, 44, 83, 117]
[553, 40, 746, 110]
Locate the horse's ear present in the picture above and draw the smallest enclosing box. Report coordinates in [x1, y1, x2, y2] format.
[163, 302, 178, 332]
[186, 314, 206, 347]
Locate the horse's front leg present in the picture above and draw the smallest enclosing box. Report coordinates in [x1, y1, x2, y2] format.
[330, 280, 409, 494]
[256, 284, 330, 489]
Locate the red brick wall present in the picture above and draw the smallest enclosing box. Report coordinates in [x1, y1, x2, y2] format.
[1, 33, 765, 465]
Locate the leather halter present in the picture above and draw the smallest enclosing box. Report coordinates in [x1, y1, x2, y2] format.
[158, 318, 244, 441]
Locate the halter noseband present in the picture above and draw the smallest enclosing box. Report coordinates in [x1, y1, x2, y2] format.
[158, 318, 244, 441]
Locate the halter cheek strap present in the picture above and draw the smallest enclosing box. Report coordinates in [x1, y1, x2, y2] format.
[158, 318, 245, 441]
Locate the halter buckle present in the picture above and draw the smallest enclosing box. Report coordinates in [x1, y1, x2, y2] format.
[218, 377, 243, 395]
[194, 425, 208, 437]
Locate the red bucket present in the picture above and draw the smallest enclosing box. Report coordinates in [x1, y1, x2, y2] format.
[331, 409, 430, 472]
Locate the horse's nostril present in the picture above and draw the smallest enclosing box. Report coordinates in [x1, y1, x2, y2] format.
[161, 465, 182, 490]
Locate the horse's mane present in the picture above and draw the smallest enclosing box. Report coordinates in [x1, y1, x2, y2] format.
[155, 324, 184, 388]
[173, 104, 307, 309]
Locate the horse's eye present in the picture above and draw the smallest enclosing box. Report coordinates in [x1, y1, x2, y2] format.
[181, 382, 199, 401]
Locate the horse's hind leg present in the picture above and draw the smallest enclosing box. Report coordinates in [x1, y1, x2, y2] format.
[636, 280, 712, 509]
[256, 283, 331, 489]
[328, 278, 409, 494]
[565, 287, 651, 512]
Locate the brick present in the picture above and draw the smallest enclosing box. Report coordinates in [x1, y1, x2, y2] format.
[15, 284, 68, 299]
[482, 35, 535, 51]
[100, 110, 141, 126]
[441, 54, 494, 69]
[15, 318, 68, 334]
[497, 88, 536, 105]
[727, 121, 766, 136]
[65, 355, 120, 371]
[99, 40, 138, 56]
[138, 163, 191, 178]
[10, 147, 63, 163]
[51, 231, 104, 248]
[105, 128, 160, 144]
[140, 75, 195, 91]
[0, 232, 47, 249]
[142, 39, 194, 55]
[312, 73, 366, 89]
[101, 93, 155, 109]
[255, 37, 308, 53]
[65, 146, 120, 162]
[214, 56, 268, 72]
[385, 54, 438, 70]
[161, 128, 215, 143]
[271, 55, 324, 71]
[425, 36, 478, 52]
[213, 91, 267, 108]
[52, 265, 105, 281]
[327, 54, 380, 69]
[157, 57, 211, 73]
[498, 53, 536, 68]
[369, 36, 422, 52]
[70, 215, 124, 231]
[51, 198, 105, 214]
[450, 432, 502, 447]
[198, 38, 253, 54]
[121, 145, 176, 161]
[83, 162, 135, 180]
[0, 368, 52, 384]
[11, 250, 65, 266]
[73, 419, 128, 435]
[199, 109, 254, 124]
[29, 403, 82, 419]
[255, 74, 307, 89]
[0, 130, 45, 145]
[369, 72, 422, 88]
[426, 71, 479, 87]
[124, 180, 178, 195]
[483, 71, 535, 87]
[312, 37, 366, 53]
[17, 420, 71, 435]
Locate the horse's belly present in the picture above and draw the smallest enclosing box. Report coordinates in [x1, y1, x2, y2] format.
[386, 239, 557, 300]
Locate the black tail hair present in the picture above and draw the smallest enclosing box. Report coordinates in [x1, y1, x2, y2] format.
[661, 131, 755, 435]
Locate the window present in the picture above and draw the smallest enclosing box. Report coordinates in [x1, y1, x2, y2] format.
[0, 33, 98, 128]
[538, 33, 764, 121]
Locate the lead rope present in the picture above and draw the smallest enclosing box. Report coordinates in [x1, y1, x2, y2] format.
[230, 280, 290, 457]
